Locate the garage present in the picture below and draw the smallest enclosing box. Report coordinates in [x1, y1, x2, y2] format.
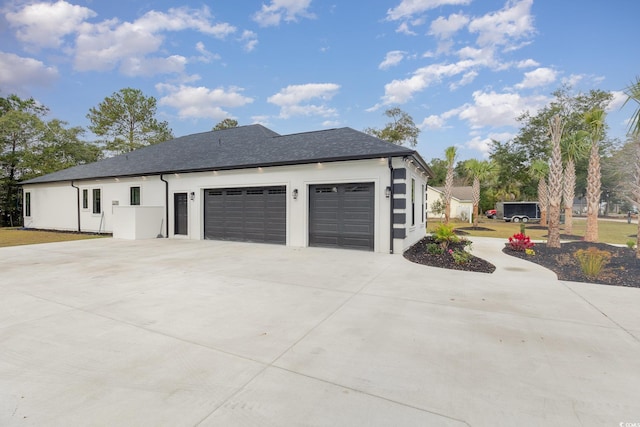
[204, 186, 286, 244]
[309, 183, 374, 251]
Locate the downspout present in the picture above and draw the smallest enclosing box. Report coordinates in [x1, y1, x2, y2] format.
[160, 174, 169, 238]
[70, 181, 81, 232]
[388, 157, 394, 254]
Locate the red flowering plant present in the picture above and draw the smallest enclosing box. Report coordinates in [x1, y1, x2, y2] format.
[508, 233, 534, 252]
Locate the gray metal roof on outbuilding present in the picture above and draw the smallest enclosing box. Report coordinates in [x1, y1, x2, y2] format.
[22, 124, 431, 184]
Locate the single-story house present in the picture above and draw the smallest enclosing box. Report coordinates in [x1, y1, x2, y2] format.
[22, 125, 433, 254]
[426, 186, 474, 222]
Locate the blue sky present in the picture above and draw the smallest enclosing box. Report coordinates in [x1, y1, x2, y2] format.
[1, 0, 638, 162]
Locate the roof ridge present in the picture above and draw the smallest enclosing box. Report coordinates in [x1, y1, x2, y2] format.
[272, 127, 343, 138]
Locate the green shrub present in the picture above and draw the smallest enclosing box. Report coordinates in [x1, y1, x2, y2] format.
[433, 223, 459, 249]
[426, 243, 444, 255]
[626, 240, 636, 250]
[574, 247, 612, 279]
[449, 248, 472, 264]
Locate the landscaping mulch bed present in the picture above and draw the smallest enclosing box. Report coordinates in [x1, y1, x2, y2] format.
[456, 226, 496, 232]
[503, 241, 640, 288]
[404, 236, 496, 274]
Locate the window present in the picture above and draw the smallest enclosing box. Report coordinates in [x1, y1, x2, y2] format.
[24, 192, 31, 217]
[82, 189, 88, 209]
[92, 189, 101, 214]
[422, 184, 425, 223]
[411, 178, 415, 226]
[130, 186, 141, 205]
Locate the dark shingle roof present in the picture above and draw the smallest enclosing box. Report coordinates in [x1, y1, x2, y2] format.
[23, 124, 429, 184]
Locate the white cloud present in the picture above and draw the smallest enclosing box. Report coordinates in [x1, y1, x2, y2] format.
[456, 46, 496, 67]
[5, 0, 96, 49]
[449, 70, 478, 90]
[253, 0, 315, 27]
[157, 84, 254, 120]
[379, 51, 407, 70]
[466, 131, 514, 156]
[429, 13, 469, 39]
[251, 115, 271, 126]
[240, 30, 258, 52]
[120, 55, 187, 77]
[396, 22, 417, 35]
[7, 3, 237, 77]
[516, 58, 539, 68]
[268, 83, 340, 118]
[420, 114, 446, 129]
[466, 136, 493, 156]
[452, 90, 548, 128]
[72, 6, 236, 75]
[132, 7, 235, 38]
[607, 90, 627, 112]
[74, 18, 163, 72]
[468, 0, 534, 49]
[194, 42, 220, 63]
[387, 0, 472, 21]
[561, 73, 585, 87]
[380, 60, 476, 104]
[0, 51, 58, 90]
[515, 67, 557, 89]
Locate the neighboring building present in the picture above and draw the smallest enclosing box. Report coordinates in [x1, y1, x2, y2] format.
[426, 186, 473, 222]
[22, 125, 433, 254]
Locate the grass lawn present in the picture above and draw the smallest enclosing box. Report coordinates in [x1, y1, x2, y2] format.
[0, 228, 107, 248]
[427, 217, 638, 246]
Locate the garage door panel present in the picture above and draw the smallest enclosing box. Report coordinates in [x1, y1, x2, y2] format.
[309, 183, 374, 251]
[343, 211, 373, 221]
[204, 186, 286, 244]
[343, 223, 371, 233]
[342, 237, 371, 248]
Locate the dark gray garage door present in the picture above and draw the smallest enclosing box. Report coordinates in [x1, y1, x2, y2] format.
[204, 186, 286, 244]
[309, 183, 374, 251]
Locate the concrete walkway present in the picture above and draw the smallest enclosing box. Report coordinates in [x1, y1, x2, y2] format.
[0, 237, 639, 426]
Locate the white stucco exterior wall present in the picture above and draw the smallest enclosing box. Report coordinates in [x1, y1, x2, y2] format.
[22, 181, 78, 231]
[112, 206, 165, 239]
[167, 159, 394, 251]
[22, 157, 429, 254]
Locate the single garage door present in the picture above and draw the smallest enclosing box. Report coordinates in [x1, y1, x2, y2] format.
[204, 186, 286, 244]
[309, 183, 374, 251]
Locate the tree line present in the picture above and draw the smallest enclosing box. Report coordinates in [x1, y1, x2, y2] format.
[0, 88, 174, 226]
[424, 80, 640, 258]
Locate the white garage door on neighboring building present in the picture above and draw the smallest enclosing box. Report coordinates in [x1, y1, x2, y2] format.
[204, 186, 286, 244]
[309, 182, 375, 251]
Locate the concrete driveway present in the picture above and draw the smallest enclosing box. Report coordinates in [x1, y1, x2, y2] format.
[0, 237, 639, 426]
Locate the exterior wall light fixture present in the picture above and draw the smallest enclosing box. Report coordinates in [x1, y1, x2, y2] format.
[292, 188, 299, 200]
[385, 186, 391, 198]
[189, 192, 195, 201]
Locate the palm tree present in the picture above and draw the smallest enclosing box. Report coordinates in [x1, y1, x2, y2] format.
[530, 159, 549, 226]
[464, 159, 496, 228]
[624, 76, 640, 136]
[561, 130, 590, 235]
[583, 107, 606, 243]
[443, 146, 457, 224]
[623, 76, 640, 258]
[547, 115, 565, 248]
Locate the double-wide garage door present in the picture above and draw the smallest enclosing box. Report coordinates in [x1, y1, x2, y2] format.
[309, 183, 374, 251]
[204, 186, 286, 244]
[204, 183, 374, 250]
